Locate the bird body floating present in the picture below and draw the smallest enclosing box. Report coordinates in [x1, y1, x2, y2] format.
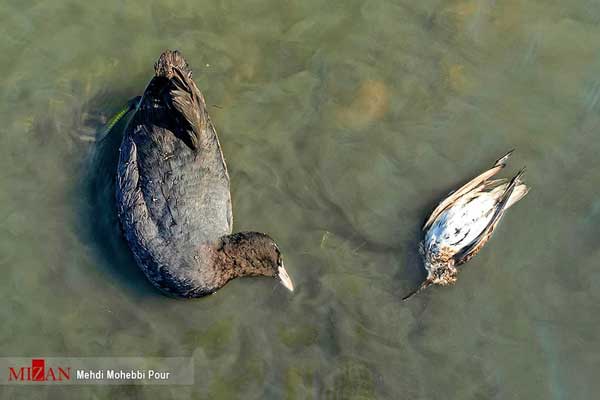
[403, 151, 529, 301]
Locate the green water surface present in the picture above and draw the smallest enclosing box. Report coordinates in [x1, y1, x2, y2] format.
[1, 0, 599, 398]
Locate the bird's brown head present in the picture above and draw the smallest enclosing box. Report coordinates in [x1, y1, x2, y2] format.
[401, 261, 457, 301]
[154, 49, 192, 79]
[426, 261, 458, 286]
[218, 232, 294, 292]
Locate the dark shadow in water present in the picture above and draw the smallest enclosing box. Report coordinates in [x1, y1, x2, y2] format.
[396, 194, 445, 287]
[74, 90, 160, 299]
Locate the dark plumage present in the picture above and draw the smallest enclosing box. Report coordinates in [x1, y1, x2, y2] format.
[115, 50, 294, 297]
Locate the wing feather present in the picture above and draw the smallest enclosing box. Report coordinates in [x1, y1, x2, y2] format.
[453, 168, 525, 265]
[167, 67, 208, 151]
[423, 150, 514, 230]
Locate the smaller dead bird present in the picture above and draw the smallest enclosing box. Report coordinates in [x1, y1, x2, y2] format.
[403, 150, 529, 300]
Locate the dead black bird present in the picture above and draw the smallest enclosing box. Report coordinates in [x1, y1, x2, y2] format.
[110, 50, 294, 297]
[403, 150, 529, 301]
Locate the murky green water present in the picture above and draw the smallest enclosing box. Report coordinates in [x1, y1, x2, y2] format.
[1, 0, 599, 398]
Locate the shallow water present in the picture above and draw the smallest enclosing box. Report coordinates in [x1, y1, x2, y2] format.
[1, 0, 599, 398]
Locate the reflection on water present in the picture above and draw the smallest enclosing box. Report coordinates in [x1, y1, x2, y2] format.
[1, 0, 599, 398]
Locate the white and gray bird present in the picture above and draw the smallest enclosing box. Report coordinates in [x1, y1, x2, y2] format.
[403, 150, 529, 300]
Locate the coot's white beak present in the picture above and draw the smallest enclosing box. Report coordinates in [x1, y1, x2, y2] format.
[278, 265, 294, 292]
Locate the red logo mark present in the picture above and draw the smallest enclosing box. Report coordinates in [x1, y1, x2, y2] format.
[8, 359, 71, 382]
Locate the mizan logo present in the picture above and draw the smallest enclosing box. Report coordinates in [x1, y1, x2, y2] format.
[8, 359, 71, 382]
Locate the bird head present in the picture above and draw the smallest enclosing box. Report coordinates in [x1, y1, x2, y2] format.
[401, 261, 457, 301]
[218, 232, 294, 292]
[426, 261, 458, 286]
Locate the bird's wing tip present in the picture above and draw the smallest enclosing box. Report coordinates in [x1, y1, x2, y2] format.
[494, 149, 515, 168]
